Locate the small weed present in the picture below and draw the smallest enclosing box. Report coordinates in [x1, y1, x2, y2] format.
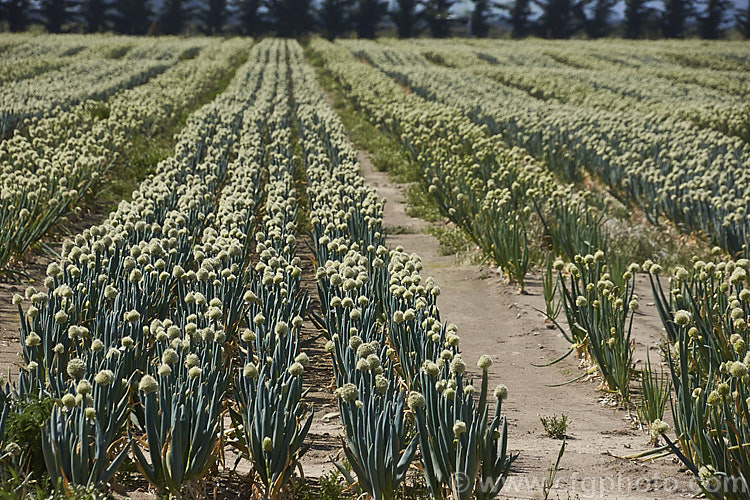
[87, 102, 110, 121]
[386, 225, 414, 235]
[404, 184, 441, 222]
[425, 224, 483, 264]
[4, 397, 56, 479]
[294, 469, 348, 500]
[540, 414, 568, 439]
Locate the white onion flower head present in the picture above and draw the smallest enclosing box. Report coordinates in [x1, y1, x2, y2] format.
[650, 419, 670, 436]
[674, 310, 692, 326]
[243, 363, 258, 378]
[336, 383, 358, 403]
[76, 380, 92, 396]
[453, 420, 467, 437]
[61, 393, 77, 408]
[25, 332, 41, 347]
[67, 358, 86, 379]
[495, 384, 508, 401]
[275, 321, 289, 337]
[295, 352, 310, 367]
[478, 355, 492, 371]
[94, 370, 115, 386]
[186, 353, 200, 368]
[139, 375, 158, 393]
[407, 391, 425, 410]
[450, 355, 466, 375]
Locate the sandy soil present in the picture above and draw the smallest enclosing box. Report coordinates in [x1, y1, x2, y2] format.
[358, 150, 696, 500]
[297, 234, 345, 479]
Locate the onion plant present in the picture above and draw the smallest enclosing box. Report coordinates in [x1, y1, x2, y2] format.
[554, 252, 637, 403]
[648, 257, 750, 498]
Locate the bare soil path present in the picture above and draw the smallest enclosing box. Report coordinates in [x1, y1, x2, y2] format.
[358, 150, 696, 499]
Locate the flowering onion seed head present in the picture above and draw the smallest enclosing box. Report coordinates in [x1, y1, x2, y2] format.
[76, 380, 92, 395]
[139, 375, 158, 393]
[407, 391, 425, 410]
[450, 356, 466, 375]
[495, 384, 508, 401]
[25, 332, 41, 347]
[94, 370, 114, 386]
[67, 358, 86, 379]
[243, 363, 258, 378]
[336, 383, 358, 403]
[186, 354, 199, 368]
[651, 419, 670, 436]
[453, 420, 467, 437]
[478, 355, 492, 371]
[674, 310, 691, 326]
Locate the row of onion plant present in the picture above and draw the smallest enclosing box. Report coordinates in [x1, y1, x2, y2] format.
[296, 41, 516, 500]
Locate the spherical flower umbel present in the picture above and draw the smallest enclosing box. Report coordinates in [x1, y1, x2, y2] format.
[275, 321, 289, 337]
[94, 370, 115, 386]
[730, 362, 749, 378]
[336, 383, 358, 403]
[91, 339, 104, 352]
[67, 358, 86, 379]
[125, 310, 141, 323]
[707, 390, 722, 407]
[478, 355, 492, 371]
[422, 360, 440, 377]
[243, 363, 258, 378]
[295, 352, 310, 367]
[674, 310, 691, 326]
[76, 379, 92, 396]
[61, 393, 77, 408]
[25, 332, 41, 347]
[650, 419, 670, 436]
[407, 391, 425, 410]
[494, 384, 508, 401]
[241, 329, 256, 342]
[139, 375, 158, 393]
[185, 353, 200, 368]
[450, 355, 466, 375]
[162, 348, 179, 365]
[453, 420, 467, 437]
[289, 362, 304, 376]
[55, 310, 68, 325]
[262, 437, 273, 452]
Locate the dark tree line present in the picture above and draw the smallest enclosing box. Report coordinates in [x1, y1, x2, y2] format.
[0, 0, 748, 38]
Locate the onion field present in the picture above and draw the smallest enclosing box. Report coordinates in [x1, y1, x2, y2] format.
[1, 34, 750, 499]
